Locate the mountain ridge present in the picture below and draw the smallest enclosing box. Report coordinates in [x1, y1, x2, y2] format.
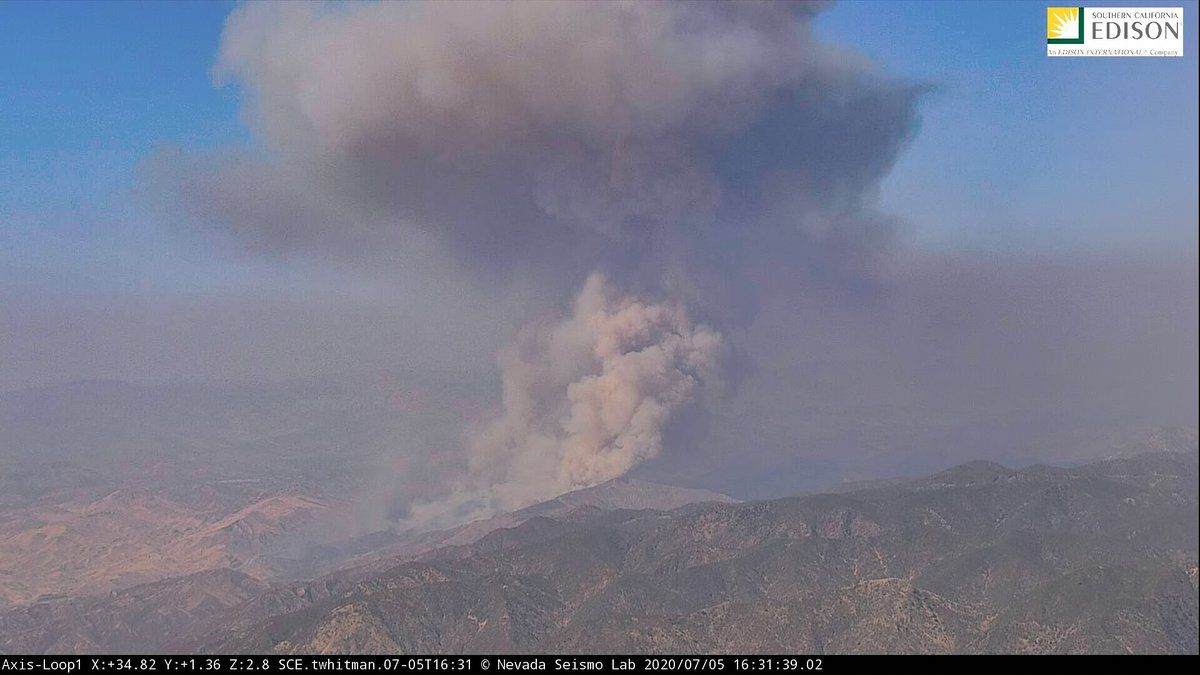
[3, 444, 1193, 654]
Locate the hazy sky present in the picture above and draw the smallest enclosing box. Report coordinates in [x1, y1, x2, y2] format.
[0, 0, 1196, 499]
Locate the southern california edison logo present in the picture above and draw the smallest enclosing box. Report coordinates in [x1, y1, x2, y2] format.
[1047, 6, 1183, 56]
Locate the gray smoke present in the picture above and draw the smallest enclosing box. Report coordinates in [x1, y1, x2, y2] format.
[161, 0, 920, 286]
[147, 0, 924, 525]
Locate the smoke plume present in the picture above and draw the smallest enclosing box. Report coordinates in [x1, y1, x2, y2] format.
[149, 1, 924, 525]
[405, 274, 722, 528]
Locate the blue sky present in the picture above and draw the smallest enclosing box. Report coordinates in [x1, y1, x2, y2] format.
[1, 1, 243, 212]
[816, 0, 1198, 252]
[1, 0, 1196, 296]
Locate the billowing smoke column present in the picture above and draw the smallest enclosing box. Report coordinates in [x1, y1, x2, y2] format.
[404, 274, 722, 528]
[493, 276, 717, 498]
[160, 1, 923, 526]
[463, 273, 715, 514]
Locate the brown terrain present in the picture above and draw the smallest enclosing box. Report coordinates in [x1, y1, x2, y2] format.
[0, 489, 331, 605]
[0, 380, 1195, 654]
[0, 439, 1195, 655]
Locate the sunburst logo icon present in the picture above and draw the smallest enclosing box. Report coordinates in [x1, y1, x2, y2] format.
[1047, 7, 1085, 43]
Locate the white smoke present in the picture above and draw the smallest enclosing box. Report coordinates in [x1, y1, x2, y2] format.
[404, 273, 722, 529]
